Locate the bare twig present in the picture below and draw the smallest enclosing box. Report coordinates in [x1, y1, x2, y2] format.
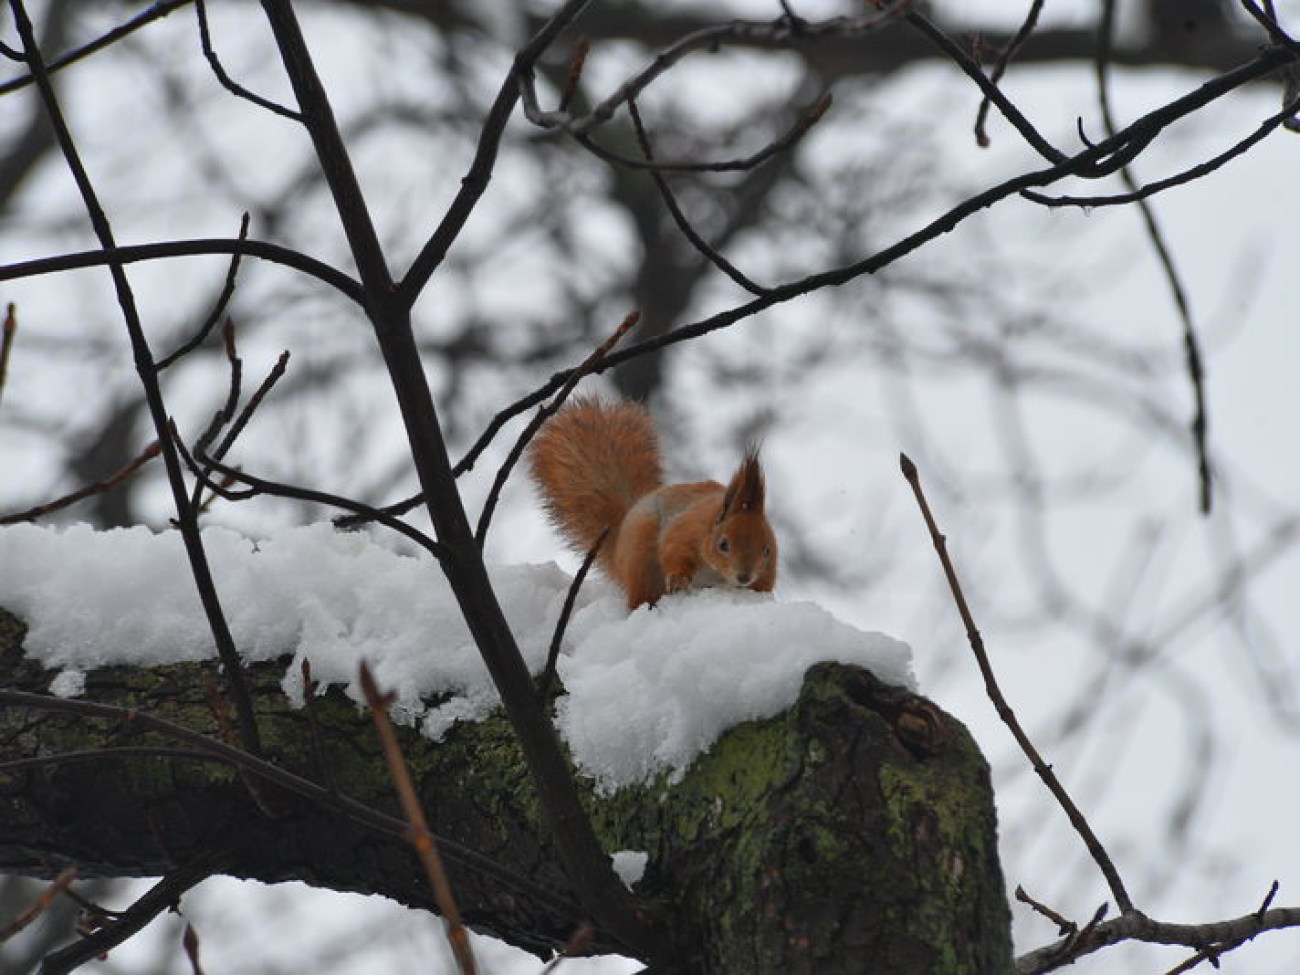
[0, 302, 16, 409]
[157, 213, 251, 371]
[1093, 0, 1212, 514]
[1021, 93, 1300, 207]
[1015, 886, 1076, 937]
[519, 2, 912, 147]
[189, 318, 244, 509]
[0, 238, 366, 305]
[193, 347, 290, 511]
[0, 440, 162, 526]
[973, 0, 1046, 147]
[558, 37, 589, 113]
[360, 662, 477, 975]
[571, 92, 831, 174]
[538, 527, 610, 701]
[212, 348, 288, 460]
[1161, 881, 1285, 975]
[1016, 897, 1300, 974]
[400, 0, 592, 298]
[299, 658, 333, 787]
[175, 430, 450, 562]
[0, 0, 192, 95]
[905, 8, 1065, 164]
[626, 97, 769, 294]
[0, 867, 77, 942]
[899, 452, 1134, 914]
[38, 860, 212, 975]
[195, 0, 300, 121]
[1240, 0, 1300, 55]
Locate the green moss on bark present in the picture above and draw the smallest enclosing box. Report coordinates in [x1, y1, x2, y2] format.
[1, 604, 1010, 972]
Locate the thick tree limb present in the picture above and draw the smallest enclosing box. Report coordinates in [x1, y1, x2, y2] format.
[0, 606, 1010, 972]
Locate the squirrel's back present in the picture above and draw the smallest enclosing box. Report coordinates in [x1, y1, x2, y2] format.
[528, 395, 664, 558]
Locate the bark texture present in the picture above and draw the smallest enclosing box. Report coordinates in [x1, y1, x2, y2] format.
[0, 605, 1011, 972]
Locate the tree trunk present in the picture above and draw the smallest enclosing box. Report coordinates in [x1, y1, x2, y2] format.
[0, 605, 1011, 972]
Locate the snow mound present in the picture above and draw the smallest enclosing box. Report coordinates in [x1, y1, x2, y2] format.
[555, 589, 912, 792]
[0, 522, 913, 791]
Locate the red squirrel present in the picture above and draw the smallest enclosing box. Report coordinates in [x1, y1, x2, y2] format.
[528, 395, 777, 609]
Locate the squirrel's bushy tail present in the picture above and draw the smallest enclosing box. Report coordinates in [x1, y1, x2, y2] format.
[528, 395, 663, 559]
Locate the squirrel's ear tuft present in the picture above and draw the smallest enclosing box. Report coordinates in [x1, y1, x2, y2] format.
[722, 447, 765, 516]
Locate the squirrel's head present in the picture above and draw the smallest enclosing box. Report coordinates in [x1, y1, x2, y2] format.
[709, 449, 776, 590]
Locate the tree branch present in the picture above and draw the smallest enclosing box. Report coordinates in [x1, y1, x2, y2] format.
[0, 623, 1012, 973]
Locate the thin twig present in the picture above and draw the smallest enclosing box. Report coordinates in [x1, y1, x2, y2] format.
[1240, 0, 1300, 54]
[567, 44, 1297, 380]
[359, 662, 477, 975]
[400, 0, 592, 298]
[0, 238, 366, 305]
[1021, 93, 1300, 207]
[194, 347, 290, 512]
[571, 92, 831, 174]
[38, 860, 213, 975]
[558, 37, 589, 113]
[519, 1, 911, 148]
[195, 0, 301, 121]
[474, 311, 638, 546]
[157, 213, 251, 371]
[1016, 899, 1300, 974]
[973, 0, 1046, 147]
[0, 302, 16, 409]
[1015, 886, 1076, 937]
[1094, 0, 1212, 514]
[343, 310, 639, 533]
[626, 97, 769, 294]
[189, 318, 243, 510]
[1161, 881, 1284, 975]
[0, 867, 77, 942]
[538, 527, 609, 701]
[899, 452, 1134, 914]
[905, 8, 1065, 165]
[174, 430, 449, 562]
[0, 0, 192, 95]
[0, 440, 162, 526]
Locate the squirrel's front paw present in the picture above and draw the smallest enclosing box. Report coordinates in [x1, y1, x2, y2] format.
[664, 572, 692, 594]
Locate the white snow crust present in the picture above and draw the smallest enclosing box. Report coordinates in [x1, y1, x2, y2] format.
[0, 522, 914, 791]
[610, 850, 649, 889]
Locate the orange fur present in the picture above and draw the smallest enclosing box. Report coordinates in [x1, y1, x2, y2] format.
[529, 396, 777, 609]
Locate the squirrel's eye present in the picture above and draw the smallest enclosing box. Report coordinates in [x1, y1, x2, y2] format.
[763, 545, 771, 559]
[718, 537, 730, 553]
